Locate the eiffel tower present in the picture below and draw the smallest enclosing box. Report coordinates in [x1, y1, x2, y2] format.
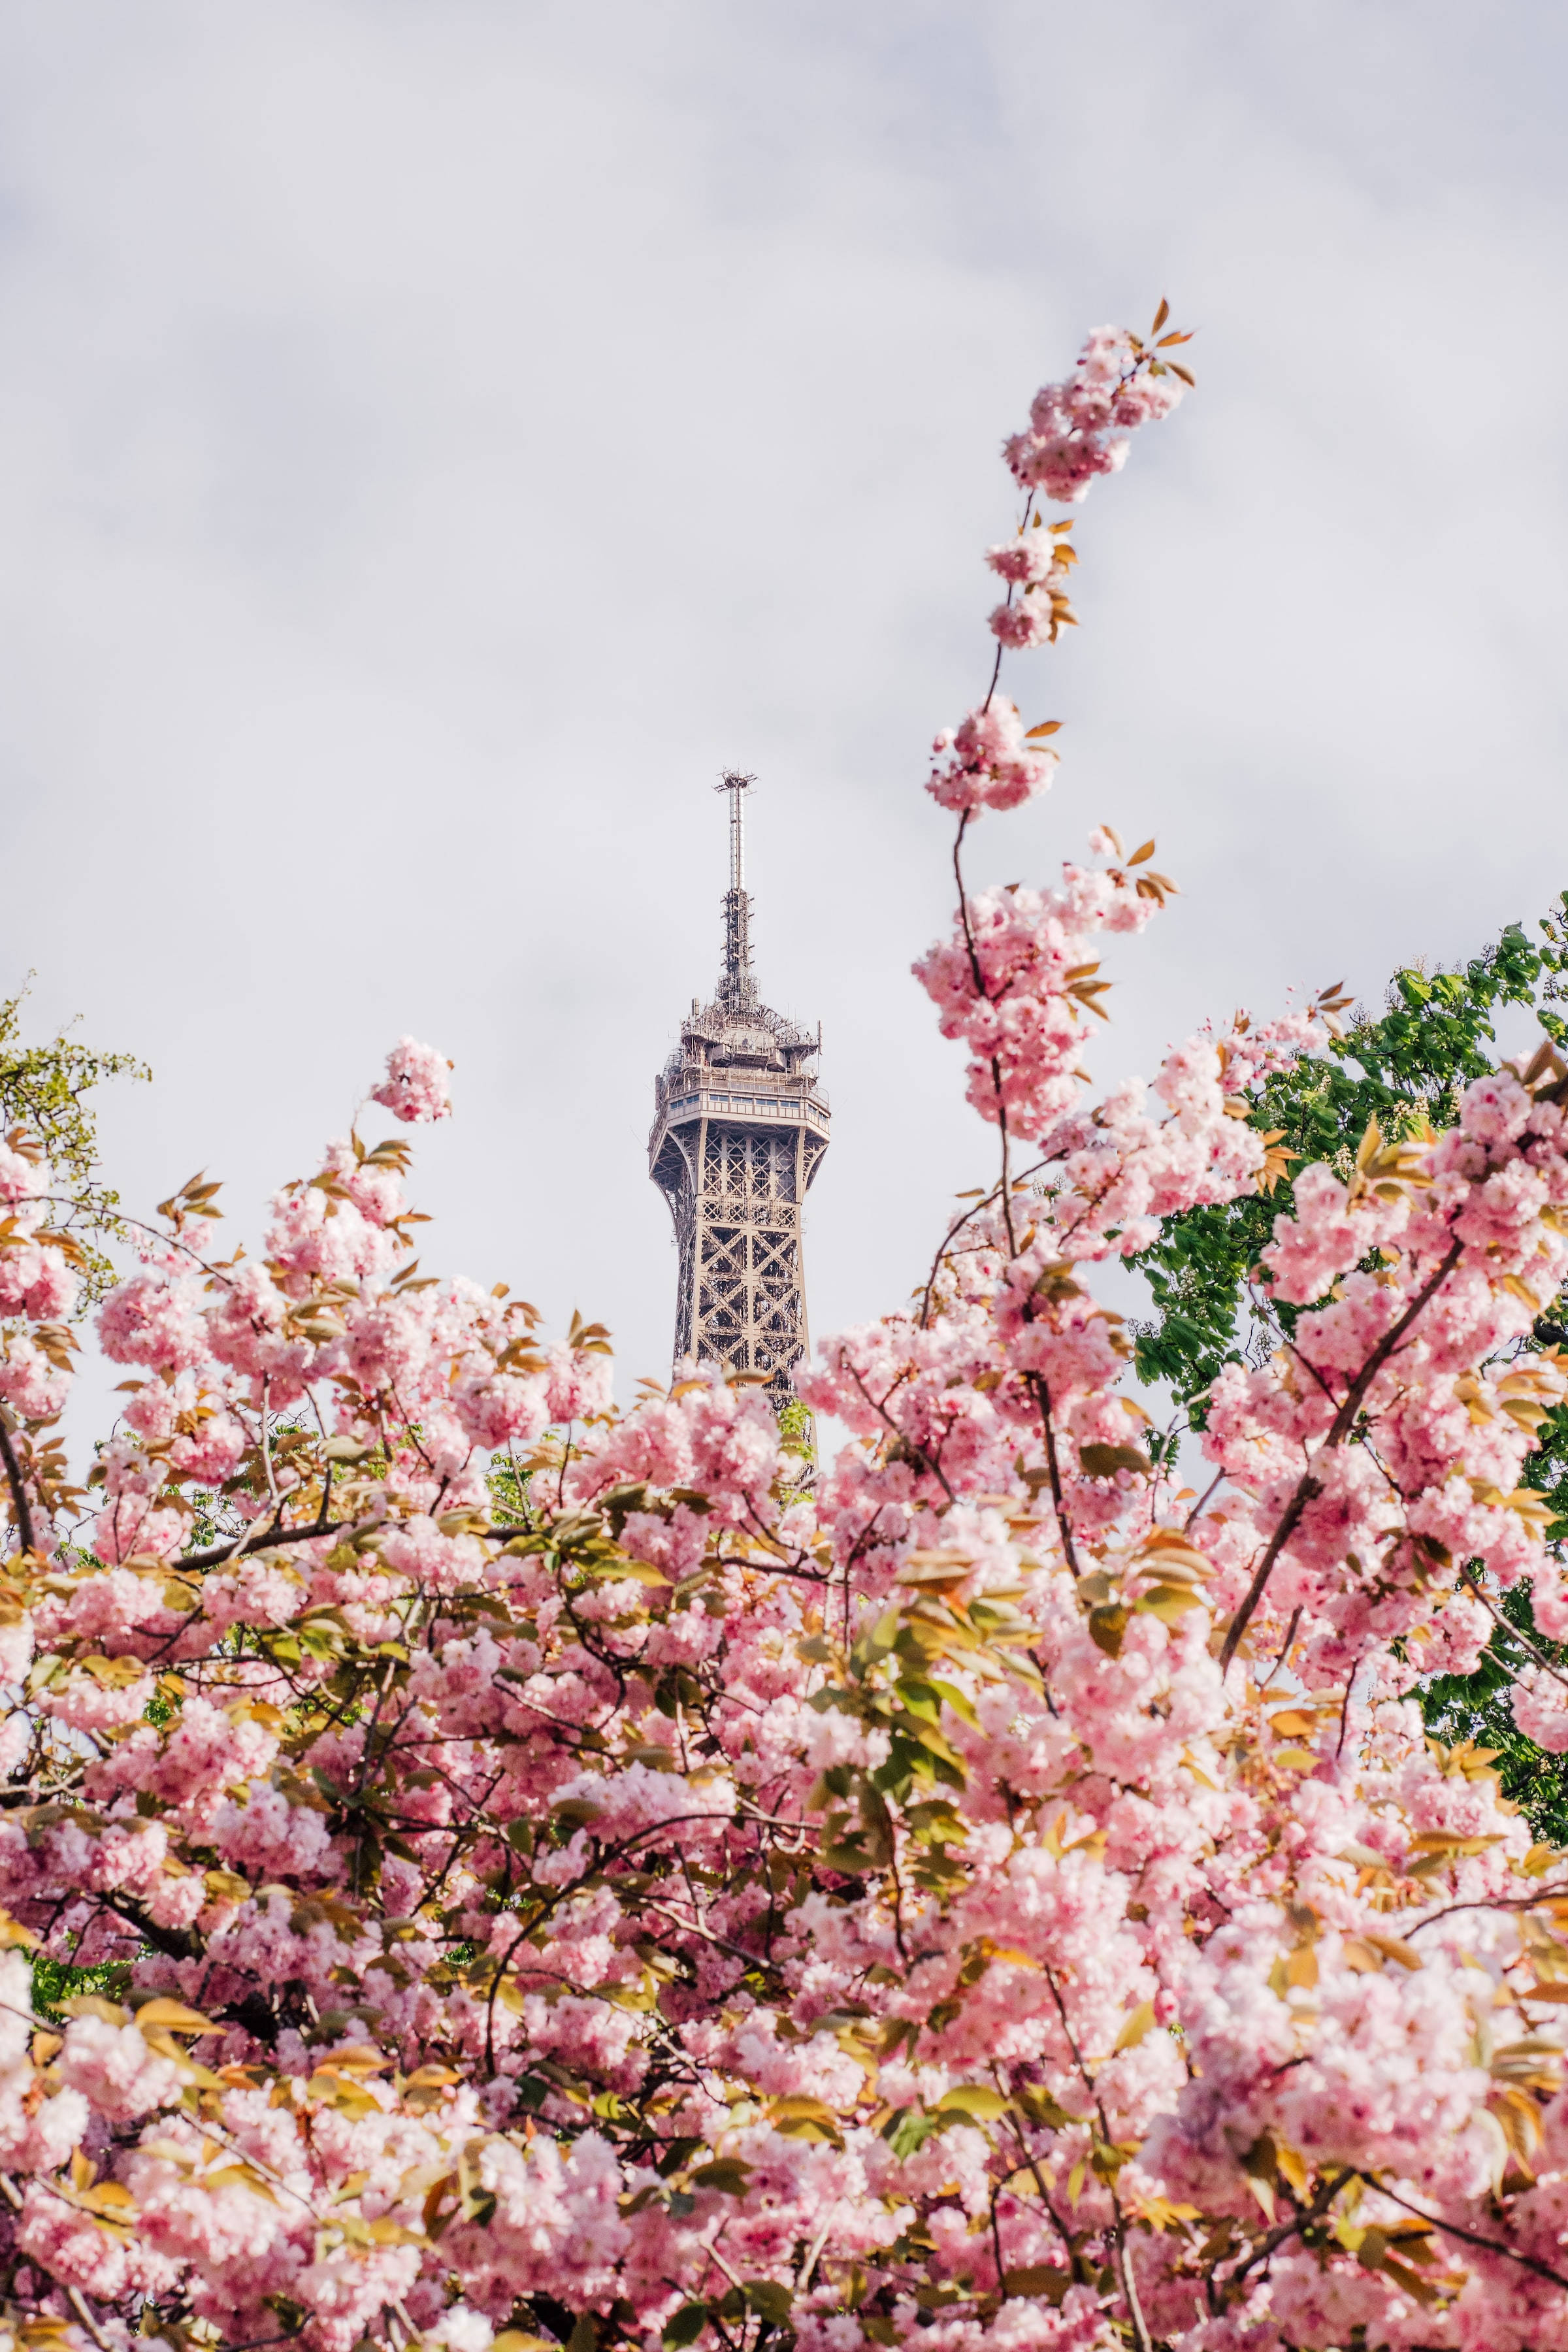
[649, 774, 829, 1396]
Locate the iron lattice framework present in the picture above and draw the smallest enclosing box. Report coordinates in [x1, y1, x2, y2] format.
[649, 774, 828, 1396]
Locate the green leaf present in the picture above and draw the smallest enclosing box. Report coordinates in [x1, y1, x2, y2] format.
[935, 2083, 1011, 2121]
[1088, 1603, 1129, 1658]
[662, 2306, 708, 2349]
[883, 2106, 949, 2159]
[742, 2282, 793, 2325]
[1077, 1443, 1152, 1479]
[689, 2159, 754, 2195]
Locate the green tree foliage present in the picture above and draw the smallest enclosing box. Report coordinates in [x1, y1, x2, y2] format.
[775, 1394, 815, 1465]
[1132, 895, 1568, 1831]
[0, 991, 146, 2008]
[0, 980, 148, 1301]
[1133, 900, 1568, 1409]
[1423, 1584, 1568, 1844]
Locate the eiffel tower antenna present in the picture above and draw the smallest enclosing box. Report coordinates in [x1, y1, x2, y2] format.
[715, 770, 756, 1000]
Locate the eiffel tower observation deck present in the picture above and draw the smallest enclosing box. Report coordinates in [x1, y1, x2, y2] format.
[649, 774, 828, 1393]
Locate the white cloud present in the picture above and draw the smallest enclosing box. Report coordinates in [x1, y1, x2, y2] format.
[1, 0, 1564, 1427]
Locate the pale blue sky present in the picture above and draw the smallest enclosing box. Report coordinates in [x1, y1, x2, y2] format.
[3, 0, 1566, 1410]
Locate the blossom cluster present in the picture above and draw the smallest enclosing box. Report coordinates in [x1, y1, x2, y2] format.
[372, 1036, 453, 1126]
[912, 848, 1168, 1137]
[985, 521, 1077, 651]
[1002, 321, 1186, 504]
[925, 697, 1059, 817]
[931, 316, 1188, 828]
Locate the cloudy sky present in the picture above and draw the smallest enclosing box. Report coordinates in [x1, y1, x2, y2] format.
[3, 0, 1566, 1414]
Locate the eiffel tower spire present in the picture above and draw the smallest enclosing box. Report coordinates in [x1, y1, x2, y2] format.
[717, 770, 755, 1003]
[648, 776, 829, 1396]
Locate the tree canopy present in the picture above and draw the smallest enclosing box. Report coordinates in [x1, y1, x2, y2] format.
[3, 316, 1568, 2352]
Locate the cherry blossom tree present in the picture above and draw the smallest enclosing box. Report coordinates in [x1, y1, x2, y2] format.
[3, 308, 1568, 2352]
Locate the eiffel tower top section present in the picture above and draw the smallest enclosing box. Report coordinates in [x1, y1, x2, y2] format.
[649, 774, 829, 1385]
[651, 774, 827, 1115]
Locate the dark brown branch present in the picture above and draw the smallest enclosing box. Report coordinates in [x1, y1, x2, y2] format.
[178, 1516, 350, 1575]
[1219, 1234, 1462, 1672]
[0, 1417, 35, 1558]
[919, 1188, 1004, 1330]
[98, 1889, 202, 1963]
[953, 809, 986, 1002]
[1028, 1371, 1080, 1577]
[1222, 2168, 1353, 2293]
[1318, 1235, 1463, 1452]
[1216, 1473, 1323, 1678]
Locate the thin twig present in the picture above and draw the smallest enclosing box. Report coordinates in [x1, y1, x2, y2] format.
[994, 1072, 1018, 1257]
[953, 810, 986, 1002]
[1369, 2175, 1568, 2293]
[1183, 1470, 1224, 1531]
[1406, 1880, 1568, 1936]
[919, 1186, 1003, 1330]
[1039, 1965, 1148, 2351]
[796, 2205, 838, 2292]
[1460, 1569, 1568, 1694]
[642, 1897, 787, 1980]
[988, 2185, 1010, 2303]
[67, 2288, 113, 2352]
[1260, 1607, 1302, 1690]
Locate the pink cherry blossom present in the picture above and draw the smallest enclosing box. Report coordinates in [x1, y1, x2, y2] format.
[1004, 323, 1185, 504]
[372, 1034, 453, 1124]
[926, 696, 1058, 816]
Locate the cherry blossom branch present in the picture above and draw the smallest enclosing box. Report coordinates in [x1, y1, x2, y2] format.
[949, 818, 989, 1027]
[1320, 1232, 1463, 1449]
[176, 1514, 350, 1574]
[1407, 1882, 1568, 1935]
[949, 809, 1019, 1258]
[1027, 1372, 1081, 1577]
[640, 1897, 787, 1982]
[845, 1362, 956, 1501]
[977, 481, 1035, 718]
[1260, 1607, 1303, 1688]
[1458, 1569, 1568, 1694]
[1220, 1233, 1463, 1671]
[1220, 2167, 1354, 2293]
[0, 1414, 37, 1557]
[27, 1192, 235, 1286]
